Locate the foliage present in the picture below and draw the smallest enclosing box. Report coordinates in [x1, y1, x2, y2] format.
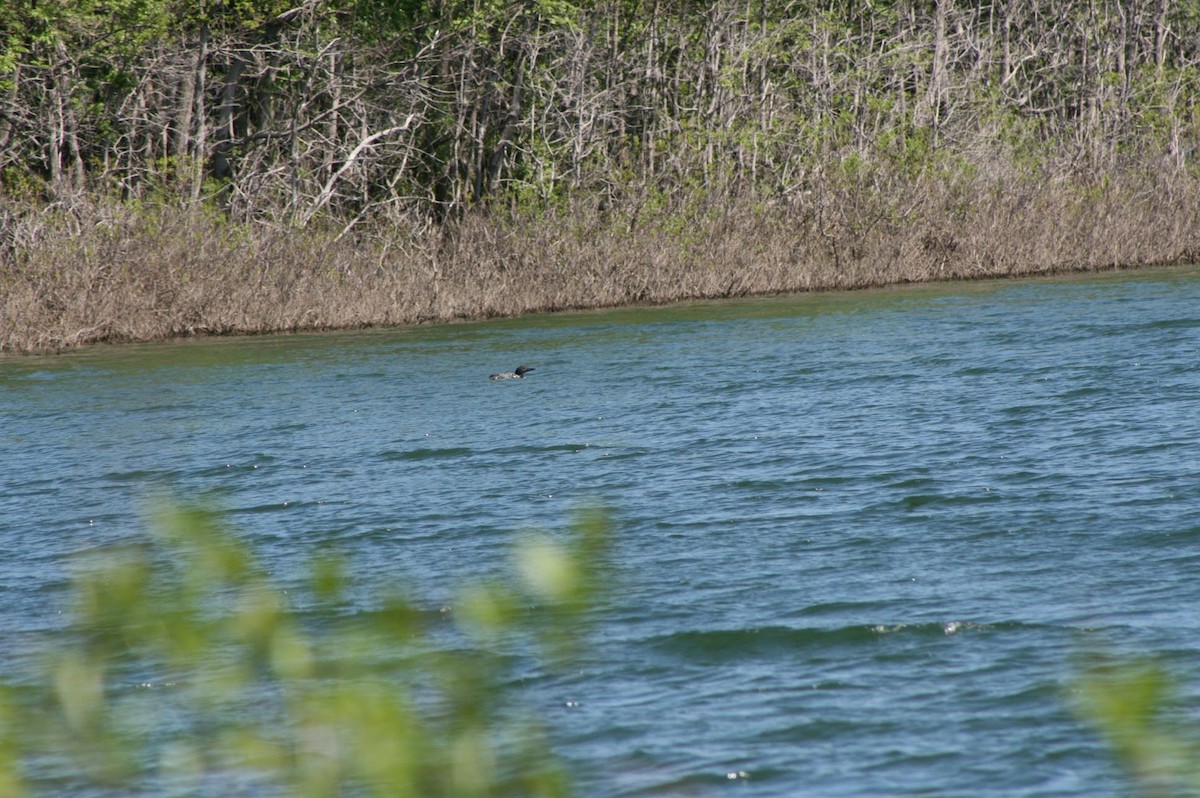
[1074, 653, 1200, 797]
[0, 501, 610, 796]
[3, 0, 1200, 222]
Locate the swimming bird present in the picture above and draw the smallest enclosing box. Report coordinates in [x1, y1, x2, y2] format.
[489, 365, 535, 380]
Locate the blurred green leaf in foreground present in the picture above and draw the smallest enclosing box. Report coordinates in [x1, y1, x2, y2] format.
[1074, 653, 1200, 798]
[0, 501, 610, 797]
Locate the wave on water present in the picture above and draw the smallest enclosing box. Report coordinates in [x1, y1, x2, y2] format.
[899, 491, 1001, 511]
[378, 443, 604, 461]
[498, 442, 595, 454]
[378, 446, 473, 461]
[194, 455, 279, 477]
[230, 500, 311, 515]
[645, 621, 1043, 663]
[103, 468, 181, 484]
[1083, 316, 1200, 335]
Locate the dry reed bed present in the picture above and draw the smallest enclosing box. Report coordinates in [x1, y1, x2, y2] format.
[3, 175, 1198, 355]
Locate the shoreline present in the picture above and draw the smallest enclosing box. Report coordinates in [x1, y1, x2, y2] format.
[4, 175, 1199, 356]
[5, 252, 1196, 359]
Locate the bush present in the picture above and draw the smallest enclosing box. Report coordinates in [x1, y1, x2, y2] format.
[0, 501, 609, 797]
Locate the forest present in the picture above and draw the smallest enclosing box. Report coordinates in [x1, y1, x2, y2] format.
[3, 0, 1200, 351]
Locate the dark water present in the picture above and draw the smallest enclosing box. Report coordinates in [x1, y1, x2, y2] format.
[3, 267, 1200, 796]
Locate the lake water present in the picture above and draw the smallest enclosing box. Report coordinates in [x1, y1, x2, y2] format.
[3, 267, 1200, 796]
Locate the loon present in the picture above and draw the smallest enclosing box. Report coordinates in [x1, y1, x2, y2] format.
[489, 365, 535, 380]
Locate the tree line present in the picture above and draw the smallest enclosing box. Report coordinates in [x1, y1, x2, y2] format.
[2, 0, 1198, 230]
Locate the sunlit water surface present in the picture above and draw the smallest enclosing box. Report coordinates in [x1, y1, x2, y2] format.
[4, 267, 1200, 796]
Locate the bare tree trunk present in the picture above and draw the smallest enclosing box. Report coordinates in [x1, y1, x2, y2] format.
[487, 57, 524, 188]
[192, 26, 210, 199]
[1155, 0, 1170, 72]
[48, 78, 63, 189]
[172, 50, 197, 159]
[924, 0, 948, 140]
[211, 51, 246, 184]
[0, 64, 16, 156]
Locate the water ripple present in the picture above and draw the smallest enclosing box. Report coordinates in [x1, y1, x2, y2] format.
[3, 267, 1200, 796]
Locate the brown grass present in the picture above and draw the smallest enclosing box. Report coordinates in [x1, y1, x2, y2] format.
[3, 171, 1198, 355]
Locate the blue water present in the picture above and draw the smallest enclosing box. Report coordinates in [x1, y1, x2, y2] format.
[3, 267, 1200, 795]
